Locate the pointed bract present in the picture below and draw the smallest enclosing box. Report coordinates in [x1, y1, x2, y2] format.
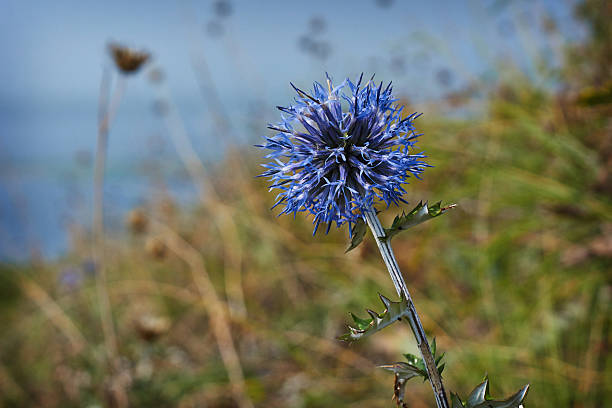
[451, 393, 465, 408]
[451, 378, 530, 408]
[378, 293, 392, 308]
[467, 378, 489, 406]
[345, 218, 367, 252]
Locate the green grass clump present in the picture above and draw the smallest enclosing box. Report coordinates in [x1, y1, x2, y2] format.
[1, 81, 609, 405]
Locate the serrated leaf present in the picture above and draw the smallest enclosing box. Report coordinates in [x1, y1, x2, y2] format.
[338, 294, 410, 342]
[402, 353, 421, 366]
[379, 361, 425, 381]
[382, 338, 446, 383]
[384, 201, 456, 241]
[467, 378, 489, 406]
[454, 378, 530, 408]
[349, 312, 371, 330]
[451, 393, 465, 408]
[345, 218, 367, 253]
[436, 353, 445, 366]
[472, 384, 529, 408]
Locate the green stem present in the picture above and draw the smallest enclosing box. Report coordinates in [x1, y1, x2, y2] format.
[363, 208, 450, 408]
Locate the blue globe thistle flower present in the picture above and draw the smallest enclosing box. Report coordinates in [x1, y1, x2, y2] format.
[258, 73, 430, 234]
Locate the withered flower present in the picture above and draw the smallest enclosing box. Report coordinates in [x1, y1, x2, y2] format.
[108, 43, 150, 74]
[145, 237, 167, 260]
[126, 209, 148, 234]
[134, 314, 170, 342]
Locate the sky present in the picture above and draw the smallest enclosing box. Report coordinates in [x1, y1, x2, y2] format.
[0, 0, 583, 260]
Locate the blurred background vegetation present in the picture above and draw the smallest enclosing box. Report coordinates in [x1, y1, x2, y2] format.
[0, 0, 610, 407]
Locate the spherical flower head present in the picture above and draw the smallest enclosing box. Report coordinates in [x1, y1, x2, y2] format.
[258, 73, 430, 234]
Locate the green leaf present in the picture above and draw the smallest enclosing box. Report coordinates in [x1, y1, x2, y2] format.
[379, 361, 425, 381]
[466, 378, 490, 406]
[381, 337, 446, 382]
[380, 342, 447, 405]
[384, 201, 456, 241]
[436, 352, 445, 366]
[378, 362, 421, 405]
[345, 218, 367, 253]
[402, 352, 421, 367]
[451, 393, 465, 408]
[472, 384, 529, 408]
[453, 377, 530, 408]
[338, 294, 410, 342]
[349, 312, 371, 331]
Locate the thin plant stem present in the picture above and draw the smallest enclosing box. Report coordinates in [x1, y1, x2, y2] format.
[93, 69, 126, 368]
[19, 276, 87, 354]
[363, 208, 450, 408]
[151, 82, 247, 317]
[152, 219, 254, 408]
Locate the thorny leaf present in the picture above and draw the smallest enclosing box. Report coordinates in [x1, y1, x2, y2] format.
[345, 218, 368, 253]
[338, 294, 410, 342]
[452, 393, 466, 408]
[384, 201, 456, 241]
[379, 339, 446, 406]
[349, 312, 371, 331]
[466, 377, 490, 406]
[382, 340, 446, 384]
[451, 377, 530, 408]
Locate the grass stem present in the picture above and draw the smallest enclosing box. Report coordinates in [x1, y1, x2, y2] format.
[93, 69, 126, 368]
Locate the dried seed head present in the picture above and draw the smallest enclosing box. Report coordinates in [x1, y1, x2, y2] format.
[151, 99, 170, 117]
[126, 209, 148, 234]
[145, 237, 167, 260]
[308, 16, 326, 34]
[213, 0, 232, 18]
[147, 67, 164, 84]
[159, 197, 177, 218]
[108, 43, 150, 74]
[375, 0, 394, 8]
[134, 314, 170, 342]
[205, 20, 224, 37]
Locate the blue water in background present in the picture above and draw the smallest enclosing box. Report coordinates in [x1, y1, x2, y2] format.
[0, 0, 582, 261]
[0, 99, 212, 260]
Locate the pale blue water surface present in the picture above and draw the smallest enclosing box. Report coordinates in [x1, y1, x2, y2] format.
[0, 0, 581, 260]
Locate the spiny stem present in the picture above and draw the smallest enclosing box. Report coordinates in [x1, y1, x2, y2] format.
[363, 208, 450, 408]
